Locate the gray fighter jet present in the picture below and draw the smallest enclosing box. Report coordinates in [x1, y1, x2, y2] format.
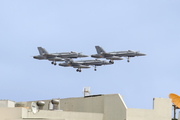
[33, 47, 88, 65]
[59, 59, 113, 72]
[91, 46, 146, 63]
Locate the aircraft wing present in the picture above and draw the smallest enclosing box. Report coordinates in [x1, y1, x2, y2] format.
[43, 54, 57, 57]
[106, 56, 123, 60]
[101, 53, 112, 55]
[47, 57, 64, 61]
[103, 52, 128, 57]
[72, 64, 90, 68]
[60, 54, 78, 58]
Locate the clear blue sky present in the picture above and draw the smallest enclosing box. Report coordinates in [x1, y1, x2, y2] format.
[0, 0, 180, 112]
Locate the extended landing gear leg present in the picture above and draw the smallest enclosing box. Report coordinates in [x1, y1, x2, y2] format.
[94, 66, 97, 71]
[127, 57, 130, 62]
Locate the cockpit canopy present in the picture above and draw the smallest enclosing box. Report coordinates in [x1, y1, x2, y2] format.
[128, 50, 135, 52]
[71, 51, 77, 54]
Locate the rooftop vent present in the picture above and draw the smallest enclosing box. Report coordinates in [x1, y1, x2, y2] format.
[36, 101, 45, 110]
[51, 99, 59, 110]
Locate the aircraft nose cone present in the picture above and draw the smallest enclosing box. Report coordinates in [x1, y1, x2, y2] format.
[137, 53, 146, 56]
[140, 53, 146, 56]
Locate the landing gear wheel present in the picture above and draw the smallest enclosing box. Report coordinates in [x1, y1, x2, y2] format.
[79, 70, 81, 72]
[76, 69, 79, 72]
[94, 66, 97, 71]
[51, 61, 54, 64]
[54, 63, 57, 65]
[109, 60, 114, 64]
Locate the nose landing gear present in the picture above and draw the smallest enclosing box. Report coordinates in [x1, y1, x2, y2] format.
[109, 60, 114, 64]
[94, 66, 97, 71]
[127, 57, 130, 62]
[93, 66, 97, 71]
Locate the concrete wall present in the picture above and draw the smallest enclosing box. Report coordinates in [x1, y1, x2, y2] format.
[60, 95, 104, 113]
[0, 107, 27, 120]
[60, 94, 127, 120]
[16, 94, 127, 120]
[0, 107, 102, 120]
[25, 110, 103, 120]
[0, 100, 15, 107]
[127, 98, 172, 120]
[104, 94, 127, 120]
[14, 94, 172, 120]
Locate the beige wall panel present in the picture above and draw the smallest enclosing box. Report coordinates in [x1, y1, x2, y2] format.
[26, 110, 103, 120]
[60, 96, 104, 113]
[153, 98, 172, 119]
[127, 98, 172, 120]
[103, 94, 127, 120]
[127, 108, 154, 120]
[0, 108, 27, 120]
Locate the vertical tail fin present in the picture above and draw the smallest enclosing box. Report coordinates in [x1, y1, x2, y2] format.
[95, 46, 106, 54]
[37, 47, 49, 55]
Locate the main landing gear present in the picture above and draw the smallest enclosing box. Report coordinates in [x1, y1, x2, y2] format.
[76, 68, 81, 72]
[51, 61, 57, 65]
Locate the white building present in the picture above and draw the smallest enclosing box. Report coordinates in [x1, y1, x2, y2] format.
[0, 94, 175, 120]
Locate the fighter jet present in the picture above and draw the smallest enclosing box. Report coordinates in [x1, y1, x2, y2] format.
[33, 47, 88, 65]
[59, 59, 113, 72]
[91, 46, 146, 63]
